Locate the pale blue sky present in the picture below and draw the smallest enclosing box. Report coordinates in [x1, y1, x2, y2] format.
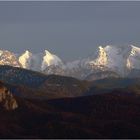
[0, 1, 140, 60]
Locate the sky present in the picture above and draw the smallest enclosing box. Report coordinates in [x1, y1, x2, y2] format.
[0, 1, 140, 61]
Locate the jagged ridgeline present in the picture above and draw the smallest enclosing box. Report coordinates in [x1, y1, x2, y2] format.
[0, 45, 140, 80]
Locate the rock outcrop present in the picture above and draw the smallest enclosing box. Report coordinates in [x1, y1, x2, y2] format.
[0, 82, 18, 110]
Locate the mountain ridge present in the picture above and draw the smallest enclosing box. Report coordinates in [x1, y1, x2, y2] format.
[1, 45, 140, 79]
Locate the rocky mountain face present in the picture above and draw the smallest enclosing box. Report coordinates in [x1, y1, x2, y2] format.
[41, 45, 140, 79]
[1, 45, 140, 80]
[0, 81, 18, 110]
[0, 50, 21, 67]
[18, 50, 63, 71]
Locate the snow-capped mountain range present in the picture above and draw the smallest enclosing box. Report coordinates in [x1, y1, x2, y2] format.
[1, 45, 140, 80]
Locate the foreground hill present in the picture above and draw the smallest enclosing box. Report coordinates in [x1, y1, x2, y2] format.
[1, 65, 140, 99]
[87, 77, 140, 94]
[0, 65, 90, 99]
[1, 71, 140, 138]
[0, 80, 140, 138]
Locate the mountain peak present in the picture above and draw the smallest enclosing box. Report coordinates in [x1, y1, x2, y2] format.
[96, 46, 108, 66]
[41, 50, 63, 71]
[126, 45, 140, 70]
[130, 45, 140, 56]
[19, 50, 33, 69]
[1, 45, 140, 79]
[44, 50, 53, 56]
[0, 50, 21, 67]
[98, 46, 104, 49]
[25, 50, 31, 55]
